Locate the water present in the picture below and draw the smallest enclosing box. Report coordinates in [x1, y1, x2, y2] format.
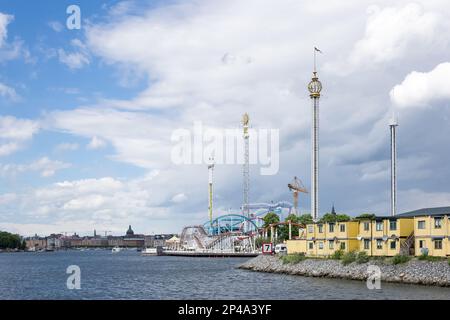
[0, 250, 449, 300]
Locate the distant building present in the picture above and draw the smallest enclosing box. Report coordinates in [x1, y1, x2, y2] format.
[25, 235, 47, 251]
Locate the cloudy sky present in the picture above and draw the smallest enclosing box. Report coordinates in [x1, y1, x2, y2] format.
[0, 0, 449, 236]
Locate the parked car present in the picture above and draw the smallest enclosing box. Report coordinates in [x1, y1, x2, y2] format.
[274, 244, 287, 254]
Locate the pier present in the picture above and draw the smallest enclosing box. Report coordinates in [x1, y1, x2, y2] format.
[161, 250, 259, 258]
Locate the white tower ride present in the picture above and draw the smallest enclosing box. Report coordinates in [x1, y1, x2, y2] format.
[208, 158, 215, 227]
[389, 116, 398, 216]
[308, 48, 323, 222]
[242, 113, 250, 218]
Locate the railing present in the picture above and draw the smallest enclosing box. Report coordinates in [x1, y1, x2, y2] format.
[400, 232, 415, 255]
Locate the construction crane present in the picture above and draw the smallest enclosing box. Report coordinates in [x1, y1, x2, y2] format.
[288, 177, 308, 216]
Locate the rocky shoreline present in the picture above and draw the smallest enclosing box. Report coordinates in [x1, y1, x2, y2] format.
[239, 255, 450, 287]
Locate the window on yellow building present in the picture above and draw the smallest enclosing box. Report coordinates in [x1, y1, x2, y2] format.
[376, 221, 383, 231]
[329, 241, 334, 249]
[419, 240, 424, 248]
[308, 226, 314, 233]
[318, 225, 323, 233]
[363, 222, 370, 231]
[434, 218, 442, 229]
[434, 240, 442, 250]
[389, 220, 397, 231]
[390, 241, 396, 249]
[308, 242, 313, 250]
[418, 221, 425, 229]
[329, 223, 334, 233]
[340, 242, 346, 250]
[364, 239, 370, 249]
[340, 224, 345, 232]
[319, 242, 323, 250]
[376, 240, 382, 249]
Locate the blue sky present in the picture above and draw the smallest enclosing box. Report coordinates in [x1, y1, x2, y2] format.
[0, 0, 450, 236]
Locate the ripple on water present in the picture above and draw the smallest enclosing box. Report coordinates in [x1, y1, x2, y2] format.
[0, 251, 449, 300]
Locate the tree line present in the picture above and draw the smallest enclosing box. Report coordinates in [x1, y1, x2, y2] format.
[0, 231, 26, 250]
[261, 211, 377, 242]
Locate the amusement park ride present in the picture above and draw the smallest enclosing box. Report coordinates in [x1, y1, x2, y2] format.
[176, 115, 307, 254]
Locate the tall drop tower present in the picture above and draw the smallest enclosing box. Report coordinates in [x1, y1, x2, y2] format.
[389, 116, 398, 216]
[308, 48, 323, 222]
[208, 158, 215, 227]
[242, 113, 250, 218]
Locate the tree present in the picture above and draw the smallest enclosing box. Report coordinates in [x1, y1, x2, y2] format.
[263, 212, 280, 240]
[263, 212, 280, 228]
[353, 213, 377, 220]
[319, 213, 351, 223]
[0, 231, 22, 249]
[278, 214, 301, 240]
[298, 213, 313, 225]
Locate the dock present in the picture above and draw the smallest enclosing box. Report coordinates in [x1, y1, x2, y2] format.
[161, 250, 259, 258]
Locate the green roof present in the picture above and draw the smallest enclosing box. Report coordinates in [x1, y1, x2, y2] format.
[397, 206, 450, 218]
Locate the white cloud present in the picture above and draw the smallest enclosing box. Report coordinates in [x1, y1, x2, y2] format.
[87, 136, 106, 150]
[48, 21, 64, 32]
[0, 157, 71, 177]
[0, 116, 39, 156]
[55, 142, 79, 152]
[0, 82, 18, 101]
[0, 13, 13, 47]
[390, 62, 450, 108]
[171, 193, 187, 203]
[58, 39, 90, 69]
[350, 3, 440, 66]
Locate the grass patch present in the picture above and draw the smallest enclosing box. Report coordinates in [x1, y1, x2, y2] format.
[356, 251, 370, 264]
[280, 253, 306, 265]
[392, 254, 411, 265]
[418, 253, 442, 262]
[341, 251, 357, 265]
[330, 249, 344, 260]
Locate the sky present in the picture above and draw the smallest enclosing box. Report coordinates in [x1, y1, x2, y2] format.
[0, 0, 450, 236]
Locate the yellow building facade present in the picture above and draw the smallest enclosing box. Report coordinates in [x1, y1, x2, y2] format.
[286, 207, 450, 257]
[357, 217, 414, 257]
[286, 221, 359, 256]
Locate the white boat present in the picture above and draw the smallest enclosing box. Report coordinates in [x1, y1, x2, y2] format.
[112, 246, 122, 253]
[141, 247, 157, 256]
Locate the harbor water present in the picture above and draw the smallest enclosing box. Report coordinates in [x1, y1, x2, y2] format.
[0, 250, 449, 300]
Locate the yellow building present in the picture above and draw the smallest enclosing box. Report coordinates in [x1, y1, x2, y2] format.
[286, 207, 450, 257]
[397, 207, 450, 257]
[286, 220, 359, 256]
[356, 217, 414, 256]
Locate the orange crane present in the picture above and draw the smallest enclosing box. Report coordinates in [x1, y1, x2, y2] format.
[288, 176, 308, 215]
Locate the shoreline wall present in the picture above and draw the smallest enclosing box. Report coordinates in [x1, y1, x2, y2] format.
[239, 255, 450, 287]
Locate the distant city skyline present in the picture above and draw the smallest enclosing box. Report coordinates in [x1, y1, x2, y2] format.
[0, 0, 450, 236]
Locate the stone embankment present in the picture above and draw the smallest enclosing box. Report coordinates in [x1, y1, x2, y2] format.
[239, 255, 450, 287]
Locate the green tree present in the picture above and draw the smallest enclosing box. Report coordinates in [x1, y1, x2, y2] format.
[0, 231, 22, 249]
[263, 212, 280, 240]
[353, 213, 377, 220]
[319, 213, 351, 223]
[263, 212, 280, 228]
[298, 213, 313, 225]
[278, 214, 301, 240]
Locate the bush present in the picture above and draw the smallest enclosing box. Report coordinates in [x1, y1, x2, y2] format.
[392, 254, 411, 265]
[418, 253, 441, 262]
[331, 249, 344, 260]
[281, 253, 306, 265]
[356, 251, 370, 264]
[341, 251, 357, 265]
